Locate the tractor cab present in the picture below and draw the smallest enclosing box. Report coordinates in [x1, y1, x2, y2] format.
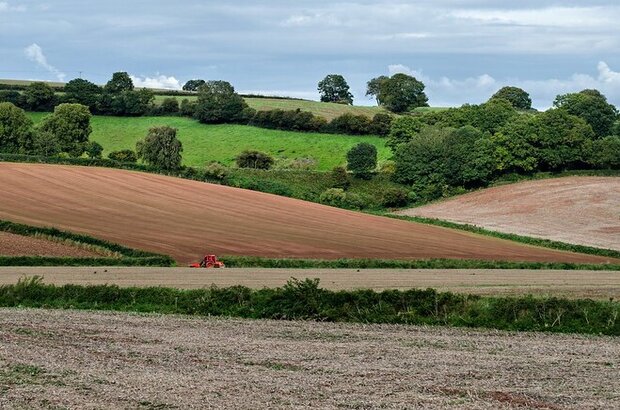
[189, 254, 225, 268]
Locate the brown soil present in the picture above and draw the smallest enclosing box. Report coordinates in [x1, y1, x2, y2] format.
[0, 163, 615, 264]
[1, 309, 618, 409]
[1, 267, 619, 299]
[0, 232, 104, 257]
[397, 176, 620, 251]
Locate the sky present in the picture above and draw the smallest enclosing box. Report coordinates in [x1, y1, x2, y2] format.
[1, 0, 620, 109]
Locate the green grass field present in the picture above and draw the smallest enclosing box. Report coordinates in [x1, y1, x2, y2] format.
[27, 113, 391, 171]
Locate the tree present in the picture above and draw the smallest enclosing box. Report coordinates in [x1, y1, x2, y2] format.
[24, 82, 57, 111]
[370, 113, 392, 136]
[379, 73, 428, 113]
[159, 97, 179, 114]
[443, 126, 494, 187]
[108, 149, 138, 163]
[182, 79, 206, 91]
[393, 126, 450, 187]
[365, 76, 388, 104]
[38, 103, 92, 157]
[194, 80, 248, 124]
[317, 74, 353, 105]
[0, 90, 22, 106]
[554, 89, 618, 138]
[64, 78, 102, 108]
[490, 86, 532, 110]
[105, 72, 134, 93]
[386, 116, 423, 151]
[235, 150, 274, 169]
[85, 141, 104, 159]
[346, 142, 377, 178]
[330, 166, 351, 189]
[0, 102, 34, 153]
[31, 131, 61, 156]
[136, 126, 183, 170]
[589, 136, 620, 169]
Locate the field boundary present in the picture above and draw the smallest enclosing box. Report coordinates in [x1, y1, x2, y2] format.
[379, 213, 620, 260]
[1, 276, 618, 335]
[0, 220, 175, 267]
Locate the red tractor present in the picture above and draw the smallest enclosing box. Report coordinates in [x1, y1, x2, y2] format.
[189, 254, 225, 268]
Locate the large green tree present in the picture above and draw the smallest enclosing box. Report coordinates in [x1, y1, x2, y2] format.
[318, 74, 354, 105]
[365, 76, 388, 104]
[0, 102, 34, 153]
[490, 86, 532, 110]
[105, 72, 134, 93]
[64, 78, 102, 108]
[346, 142, 377, 178]
[379, 73, 428, 113]
[38, 103, 92, 157]
[24, 82, 57, 111]
[553, 89, 618, 138]
[182, 79, 206, 91]
[194, 80, 248, 124]
[136, 126, 183, 170]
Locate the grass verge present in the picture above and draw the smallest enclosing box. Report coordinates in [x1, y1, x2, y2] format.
[220, 256, 620, 270]
[0, 220, 175, 267]
[2, 277, 618, 335]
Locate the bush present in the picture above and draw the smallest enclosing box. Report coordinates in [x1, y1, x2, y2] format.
[136, 126, 183, 170]
[381, 187, 410, 207]
[37, 103, 92, 157]
[346, 142, 377, 178]
[236, 150, 274, 170]
[85, 141, 104, 159]
[179, 99, 197, 117]
[370, 113, 393, 136]
[204, 161, 229, 181]
[327, 113, 373, 135]
[319, 188, 348, 207]
[235, 178, 293, 196]
[274, 157, 317, 171]
[251, 109, 327, 132]
[108, 149, 138, 163]
[330, 166, 351, 189]
[589, 136, 620, 169]
[0, 90, 22, 106]
[0, 102, 34, 154]
[158, 98, 179, 115]
[23, 82, 57, 111]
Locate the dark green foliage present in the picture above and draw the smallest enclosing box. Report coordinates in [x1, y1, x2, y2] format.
[136, 126, 183, 170]
[233, 178, 292, 197]
[386, 116, 423, 151]
[327, 113, 372, 135]
[443, 126, 495, 187]
[250, 109, 327, 132]
[380, 187, 410, 207]
[589, 136, 620, 169]
[38, 103, 92, 157]
[317, 74, 354, 105]
[365, 76, 389, 104]
[329, 166, 351, 189]
[85, 141, 104, 159]
[64, 78, 102, 108]
[157, 97, 179, 115]
[490, 86, 532, 110]
[31, 131, 61, 156]
[2, 278, 618, 335]
[0, 102, 34, 153]
[421, 99, 517, 135]
[379, 73, 429, 113]
[23, 82, 57, 111]
[0, 90, 22, 106]
[369, 113, 392, 136]
[179, 98, 197, 117]
[108, 149, 138, 163]
[235, 150, 274, 170]
[194, 80, 248, 124]
[554, 90, 618, 138]
[105, 72, 134, 93]
[182, 79, 206, 91]
[346, 142, 377, 178]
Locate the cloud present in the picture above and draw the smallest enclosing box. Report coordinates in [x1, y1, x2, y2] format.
[0, 2, 26, 12]
[130, 74, 181, 90]
[386, 62, 620, 109]
[280, 12, 346, 28]
[450, 7, 613, 28]
[23, 43, 65, 81]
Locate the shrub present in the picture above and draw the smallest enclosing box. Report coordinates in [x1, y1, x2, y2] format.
[346, 142, 377, 178]
[37, 103, 92, 157]
[236, 150, 274, 170]
[85, 141, 104, 159]
[330, 166, 351, 189]
[0, 102, 34, 154]
[381, 187, 410, 207]
[23, 82, 57, 111]
[319, 188, 348, 207]
[136, 126, 183, 170]
[370, 113, 393, 136]
[179, 99, 197, 117]
[589, 136, 620, 169]
[327, 113, 372, 135]
[159, 98, 179, 115]
[0, 90, 22, 106]
[204, 161, 229, 180]
[236, 178, 292, 196]
[108, 149, 138, 163]
[275, 157, 317, 171]
[31, 131, 61, 156]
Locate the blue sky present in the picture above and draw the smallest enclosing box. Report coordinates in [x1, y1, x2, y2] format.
[2, 0, 620, 108]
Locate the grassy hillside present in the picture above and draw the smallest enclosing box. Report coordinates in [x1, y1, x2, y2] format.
[27, 113, 391, 171]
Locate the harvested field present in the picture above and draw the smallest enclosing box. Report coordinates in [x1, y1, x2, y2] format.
[1, 267, 620, 299]
[1, 309, 619, 409]
[0, 163, 616, 265]
[397, 177, 620, 251]
[0, 232, 104, 258]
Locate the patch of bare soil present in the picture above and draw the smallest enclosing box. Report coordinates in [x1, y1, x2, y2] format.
[0, 232, 104, 257]
[0, 309, 618, 409]
[0, 163, 615, 264]
[397, 176, 620, 251]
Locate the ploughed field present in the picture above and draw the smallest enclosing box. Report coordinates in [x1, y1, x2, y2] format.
[398, 176, 620, 251]
[0, 232, 104, 258]
[1, 309, 618, 409]
[0, 163, 615, 264]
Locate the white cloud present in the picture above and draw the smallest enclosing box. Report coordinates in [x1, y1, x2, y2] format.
[0, 2, 26, 12]
[23, 43, 65, 81]
[450, 7, 614, 28]
[130, 74, 181, 90]
[387, 62, 620, 109]
[281, 13, 345, 28]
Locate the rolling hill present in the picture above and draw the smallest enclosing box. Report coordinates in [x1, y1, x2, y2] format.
[0, 163, 614, 264]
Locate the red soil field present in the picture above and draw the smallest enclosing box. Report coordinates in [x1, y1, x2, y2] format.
[397, 177, 620, 251]
[0, 163, 615, 264]
[0, 232, 104, 258]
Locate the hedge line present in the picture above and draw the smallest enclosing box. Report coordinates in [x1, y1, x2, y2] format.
[220, 256, 620, 270]
[0, 220, 175, 267]
[2, 277, 618, 335]
[381, 214, 620, 260]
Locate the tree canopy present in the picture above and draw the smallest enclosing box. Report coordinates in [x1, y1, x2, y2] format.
[554, 89, 618, 138]
[182, 79, 206, 91]
[136, 126, 183, 170]
[490, 86, 532, 110]
[38, 103, 93, 157]
[105, 72, 134, 93]
[378, 73, 429, 113]
[318, 74, 354, 105]
[194, 80, 249, 124]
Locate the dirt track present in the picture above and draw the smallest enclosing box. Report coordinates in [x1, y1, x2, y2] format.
[0, 163, 615, 265]
[1, 267, 619, 299]
[397, 176, 620, 251]
[1, 309, 618, 409]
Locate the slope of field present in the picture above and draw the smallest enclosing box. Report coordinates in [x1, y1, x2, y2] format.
[26, 113, 390, 171]
[0, 232, 104, 258]
[398, 177, 620, 251]
[2, 267, 618, 299]
[2, 309, 618, 409]
[0, 163, 615, 264]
